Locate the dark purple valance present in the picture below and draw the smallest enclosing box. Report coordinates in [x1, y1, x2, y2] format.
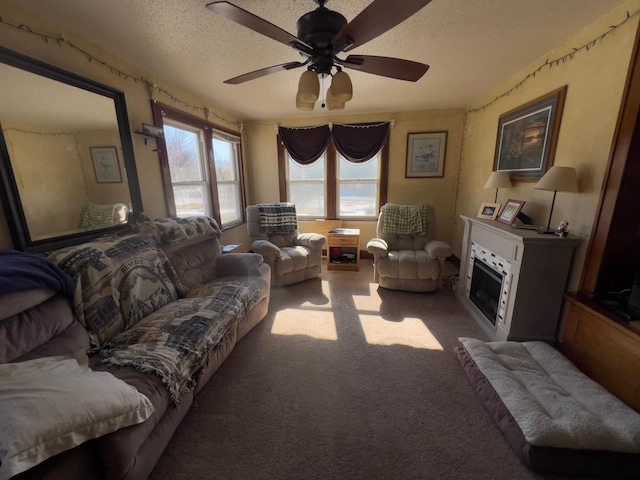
[278, 122, 390, 165]
[278, 125, 331, 165]
[331, 122, 390, 163]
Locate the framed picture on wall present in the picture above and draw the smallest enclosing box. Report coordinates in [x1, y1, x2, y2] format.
[497, 199, 525, 225]
[493, 86, 567, 180]
[90, 146, 122, 183]
[405, 131, 447, 178]
[477, 202, 501, 220]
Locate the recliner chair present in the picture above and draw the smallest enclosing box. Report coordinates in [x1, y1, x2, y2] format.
[246, 203, 325, 286]
[366, 203, 452, 292]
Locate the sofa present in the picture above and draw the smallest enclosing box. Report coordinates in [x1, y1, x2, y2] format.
[246, 203, 325, 286]
[0, 216, 270, 480]
[366, 203, 452, 292]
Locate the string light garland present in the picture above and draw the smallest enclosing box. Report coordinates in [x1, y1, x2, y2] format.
[467, 8, 640, 114]
[0, 14, 241, 128]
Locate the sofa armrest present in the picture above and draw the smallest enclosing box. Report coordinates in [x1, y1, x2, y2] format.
[251, 240, 281, 257]
[366, 238, 389, 257]
[425, 240, 452, 259]
[294, 233, 325, 251]
[217, 253, 265, 276]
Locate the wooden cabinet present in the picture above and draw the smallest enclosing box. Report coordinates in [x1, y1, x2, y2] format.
[327, 229, 360, 271]
[458, 216, 579, 342]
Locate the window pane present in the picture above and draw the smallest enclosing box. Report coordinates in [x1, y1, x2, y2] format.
[173, 185, 206, 217]
[289, 182, 325, 216]
[289, 156, 325, 180]
[339, 155, 377, 179]
[212, 138, 237, 181]
[163, 124, 203, 182]
[218, 183, 241, 224]
[339, 182, 377, 217]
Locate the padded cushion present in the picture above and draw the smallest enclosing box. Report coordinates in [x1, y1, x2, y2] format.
[0, 356, 154, 480]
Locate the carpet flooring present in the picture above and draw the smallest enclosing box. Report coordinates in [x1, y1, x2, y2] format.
[149, 260, 570, 480]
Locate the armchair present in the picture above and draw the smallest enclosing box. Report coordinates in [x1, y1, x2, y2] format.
[246, 203, 325, 286]
[366, 203, 452, 292]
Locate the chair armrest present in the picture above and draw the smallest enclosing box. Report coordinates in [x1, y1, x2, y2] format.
[251, 240, 281, 257]
[294, 233, 325, 251]
[366, 238, 389, 256]
[217, 253, 265, 276]
[425, 240, 452, 259]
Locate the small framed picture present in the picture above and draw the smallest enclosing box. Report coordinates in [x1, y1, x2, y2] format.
[497, 199, 526, 225]
[405, 131, 447, 178]
[90, 146, 122, 183]
[477, 202, 501, 220]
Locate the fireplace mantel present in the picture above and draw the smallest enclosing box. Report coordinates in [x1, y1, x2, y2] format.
[457, 215, 580, 342]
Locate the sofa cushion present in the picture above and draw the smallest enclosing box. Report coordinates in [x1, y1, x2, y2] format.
[0, 356, 154, 480]
[47, 234, 178, 349]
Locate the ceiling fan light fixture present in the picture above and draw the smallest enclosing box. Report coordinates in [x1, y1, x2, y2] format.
[331, 70, 352, 103]
[326, 87, 345, 111]
[296, 95, 315, 111]
[297, 70, 320, 103]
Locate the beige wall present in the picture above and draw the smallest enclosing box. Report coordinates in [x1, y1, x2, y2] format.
[454, 1, 639, 291]
[245, 109, 464, 250]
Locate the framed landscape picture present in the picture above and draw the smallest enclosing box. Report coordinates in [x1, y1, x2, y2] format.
[405, 131, 447, 178]
[497, 199, 525, 225]
[493, 86, 567, 180]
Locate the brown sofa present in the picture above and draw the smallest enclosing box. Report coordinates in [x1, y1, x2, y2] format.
[1, 216, 270, 480]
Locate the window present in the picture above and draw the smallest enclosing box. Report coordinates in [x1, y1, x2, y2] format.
[288, 153, 326, 217]
[152, 103, 245, 229]
[280, 141, 388, 220]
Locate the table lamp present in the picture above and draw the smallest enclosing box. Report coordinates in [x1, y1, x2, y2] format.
[534, 166, 578, 233]
[484, 171, 512, 203]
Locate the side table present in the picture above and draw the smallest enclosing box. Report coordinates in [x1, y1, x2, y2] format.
[327, 228, 360, 271]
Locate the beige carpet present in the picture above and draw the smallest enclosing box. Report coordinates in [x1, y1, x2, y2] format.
[149, 260, 567, 480]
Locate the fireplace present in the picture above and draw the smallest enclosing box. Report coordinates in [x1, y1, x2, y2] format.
[465, 243, 512, 328]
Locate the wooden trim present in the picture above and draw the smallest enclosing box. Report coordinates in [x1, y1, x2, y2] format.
[579, 24, 640, 293]
[276, 135, 287, 202]
[326, 143, 337, 219]
[151, 101, 176, 217]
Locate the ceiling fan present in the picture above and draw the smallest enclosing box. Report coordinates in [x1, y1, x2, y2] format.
[205, 0, 432, 110]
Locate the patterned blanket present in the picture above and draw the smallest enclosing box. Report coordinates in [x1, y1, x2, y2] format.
[257, 202, 298, 235]
[133, 215, 222, 245]
[100, 281, 262, 405]
[382, 204, 427, 236]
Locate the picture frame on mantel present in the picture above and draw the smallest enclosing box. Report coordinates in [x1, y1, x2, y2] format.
[477, 202, 501, 220]
[405, 131, 447, 178]
[493, 85, 567, 180]
[497, 199, 525, 225]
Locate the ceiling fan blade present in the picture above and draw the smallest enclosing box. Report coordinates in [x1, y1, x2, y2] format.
[223, 61, 306, 84]
[338, 55, 429, 82]
[206, 1, 312, 53]
[332, 0, 432, 52]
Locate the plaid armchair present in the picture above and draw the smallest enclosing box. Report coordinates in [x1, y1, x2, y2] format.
[366, 204, 452, 292]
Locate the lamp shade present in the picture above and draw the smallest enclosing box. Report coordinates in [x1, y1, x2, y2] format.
[484, 171, 512, 189]
[297, 70, 319, 104]
[326, 88, 345, 111]
[296, 96, 315, 111]
[534, 166, 579, 192]
[331, 70, 352, 103]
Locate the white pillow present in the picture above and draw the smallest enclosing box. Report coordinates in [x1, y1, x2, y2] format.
[0, 356, 154, 480]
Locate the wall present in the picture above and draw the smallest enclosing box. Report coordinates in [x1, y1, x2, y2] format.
[0, 0, 245, 248]
[245, 109, 465, 250]
[454, 1, 640, 291]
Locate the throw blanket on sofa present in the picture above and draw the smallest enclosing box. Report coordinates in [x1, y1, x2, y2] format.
[382, 204, 427, 236]
[257, 203, 298, 235]
[100, 281, 262, 405]
[133, 215, 222, 245]
[0, 250, 74, 297]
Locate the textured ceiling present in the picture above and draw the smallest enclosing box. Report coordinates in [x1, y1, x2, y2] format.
[9, 0, 630, 120]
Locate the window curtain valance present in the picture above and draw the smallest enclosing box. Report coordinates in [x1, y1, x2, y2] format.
[278, 122, 390, 165]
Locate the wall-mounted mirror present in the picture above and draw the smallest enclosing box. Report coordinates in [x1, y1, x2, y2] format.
[0, 46, 142, 252]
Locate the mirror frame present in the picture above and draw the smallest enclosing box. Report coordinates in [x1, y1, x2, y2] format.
[0, 46, 143, 252]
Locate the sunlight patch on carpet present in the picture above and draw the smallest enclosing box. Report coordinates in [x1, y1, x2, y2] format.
[359, 314, 443, 350]
[271, 309, 338, 340]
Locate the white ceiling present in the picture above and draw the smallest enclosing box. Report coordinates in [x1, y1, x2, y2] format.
[11, 0, 630, 121]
